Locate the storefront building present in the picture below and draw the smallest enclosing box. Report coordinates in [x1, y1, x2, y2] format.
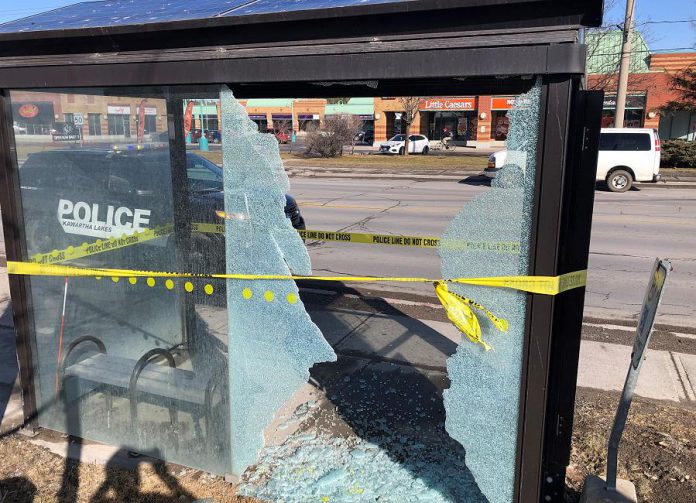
[600, 94, 646, 128]
[11, 91, 167, 141]
[374, 95, 518, 147]
[587, 48, 696, 139]
[325, 97, 374, 136]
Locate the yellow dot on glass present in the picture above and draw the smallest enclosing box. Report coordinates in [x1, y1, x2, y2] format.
[184, 282, 194, 293]
[165, 279, 174, 290]
[66, 246, 74, 254]
[264, 291, 275, 302]
[147, 277, 156, 287]
[287, 293, 298, 305]
[51, 249, 59, 257]
[129, 277, 137, 285]
[204, 284, 214, 295]
[95, 276, 102, 281]
[242, 288, 253, 300]
[111, 277, 120, 283]
[81, 242, 88, 249]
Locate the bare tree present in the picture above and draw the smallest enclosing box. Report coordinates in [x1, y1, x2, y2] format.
[397, 96, 422, 156]
[305, 114, 362, 158]
[585, 0, 653, 94]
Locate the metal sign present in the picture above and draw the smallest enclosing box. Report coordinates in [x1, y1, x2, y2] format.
[51, 122, 81, 141]
[631, 259, 670, 369]
[606, 258, 671, 492]
[73, 113, 84, 126]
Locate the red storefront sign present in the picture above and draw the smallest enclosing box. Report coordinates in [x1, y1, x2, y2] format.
[420, 97, 476, 111]
[491, 97, 517, 110]
[18, 103, 39, 118]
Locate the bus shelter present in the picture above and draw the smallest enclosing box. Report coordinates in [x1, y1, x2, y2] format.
[0, 1, 604, 501]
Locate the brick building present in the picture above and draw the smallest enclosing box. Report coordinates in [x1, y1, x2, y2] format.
[374, 95, 517, 147]
[585, 30, 696, 140]
[11, 90, 167, 140]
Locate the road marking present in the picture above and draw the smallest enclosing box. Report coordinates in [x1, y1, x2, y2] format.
[592, 214, 695, 227]
[301, 202, 388, 210]
[299, 287, 338, 296]
[583, 321, 696, 340]
[300, 202, 464, 214]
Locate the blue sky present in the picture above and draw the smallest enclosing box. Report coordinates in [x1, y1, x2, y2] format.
[0, 0, 693, 51]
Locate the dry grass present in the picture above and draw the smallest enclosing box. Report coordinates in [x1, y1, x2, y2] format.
[196, 149, 487, 171]
[566, 388, 696, 502]
[0, 434, 261, 503]
[3, 389, 694, 502]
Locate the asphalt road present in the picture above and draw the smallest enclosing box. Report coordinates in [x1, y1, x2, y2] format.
[0, 178, 693, 329]
[291, 177, 696, 329]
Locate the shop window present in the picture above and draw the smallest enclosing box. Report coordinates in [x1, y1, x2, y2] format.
[299, 119, 320, 132]
[493, 111, 510, 141]
[107, 113, 131, 137]
[88, 113, 101, 136]
[144, 114, 157, 133]
[601, 109, 644, 128]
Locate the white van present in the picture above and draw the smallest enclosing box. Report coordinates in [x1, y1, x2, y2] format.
[486, 128, 661, 192]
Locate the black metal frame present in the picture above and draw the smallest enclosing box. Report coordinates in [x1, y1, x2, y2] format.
[0, 1, 603, 500]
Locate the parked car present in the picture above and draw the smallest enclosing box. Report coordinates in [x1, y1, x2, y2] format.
[190, 129, 221, 143]
[18, 149, 305, 260]
[266, 128, 291, 144]
[379, 134, 430, 155]
[485, 128, 661, 192]
[13, 123, 27, 134]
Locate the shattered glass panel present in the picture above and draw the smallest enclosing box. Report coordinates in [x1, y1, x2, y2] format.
[438, 82, 541, 503]
[220, 86, 336, 475]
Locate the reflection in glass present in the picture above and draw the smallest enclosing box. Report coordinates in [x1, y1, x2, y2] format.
[11, 89, 231, 474]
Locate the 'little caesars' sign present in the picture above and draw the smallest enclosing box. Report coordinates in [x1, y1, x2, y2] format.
[420, 97, 476, 111]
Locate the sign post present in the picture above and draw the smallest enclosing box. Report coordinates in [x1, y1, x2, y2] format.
[606, 259, 672, 490]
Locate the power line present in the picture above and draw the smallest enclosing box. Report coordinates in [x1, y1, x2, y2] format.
[590, 48, 696, 57]
[639, 20, 695, 25]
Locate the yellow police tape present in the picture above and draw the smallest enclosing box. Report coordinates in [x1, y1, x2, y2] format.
[26, 225, 521, 268]
[194, 224, 521, 253]
[7, 260, 586, 351]
[28, 224, 174, 265]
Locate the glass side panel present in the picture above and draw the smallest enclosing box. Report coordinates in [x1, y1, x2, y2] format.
[9, 84, 541, 501]
[10, 89, 230, 474]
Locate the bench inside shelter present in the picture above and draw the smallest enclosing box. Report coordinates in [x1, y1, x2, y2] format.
[60, 336, 227, 450]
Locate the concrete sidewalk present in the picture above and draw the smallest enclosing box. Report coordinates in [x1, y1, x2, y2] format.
[320, 306, 696, 405]
[284, 163, 696, 186]
[0, 265, 22, 433]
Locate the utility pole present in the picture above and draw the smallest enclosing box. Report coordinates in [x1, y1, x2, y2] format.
[614, 0, 636, 128]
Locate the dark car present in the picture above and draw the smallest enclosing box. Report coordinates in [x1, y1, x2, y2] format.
[184, 151, 304, 229]
[190, 129, 222, 143]
[18, 149, 305, 265]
